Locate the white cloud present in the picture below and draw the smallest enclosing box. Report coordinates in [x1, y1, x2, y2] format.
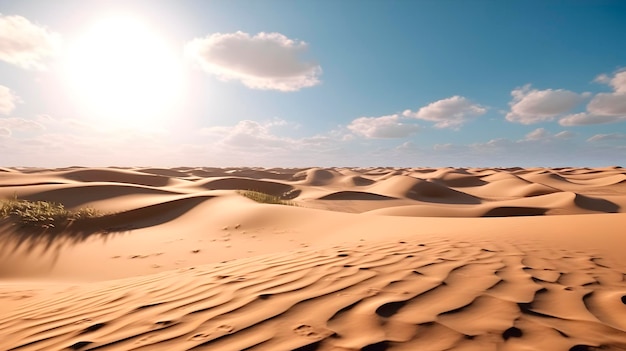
[523, 128, 574, 142]
[185, 31, 321, 91]
[0, 14, 61, 69]
[595, 70, 626, 93]
[554, 130, 575, 139]
[480, 138, 513, 148]
[594, 74, 611, 85]
[201, 119, 324, 152]
[0, 85, 20, 115]
[587, 133, 626, 142]
[433, 143, 453, 151]
[0, 117, 44, 131]
[202, 120, 284, 148]
[506, 84, 585, 124]
[396, 141, 417, 151]
[0, 127, 10, 137]
[524, 128, 550, 141]
[403, 96, 486, 128]
[559, 112, 626, 126]
[221, 120, 288, 148]
[558, 70, 626, 126]
[347, 114, 419, 138]
[587, 92, 626, 117]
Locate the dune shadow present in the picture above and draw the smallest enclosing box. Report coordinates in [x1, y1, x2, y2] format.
[0, 195, 215, 257]
[482, 206, 548, 217]
[197, 177, 295, 196]
[406, 181, 482, 205]
[318, 191, 396, 201]
[574, 194, 620, 213]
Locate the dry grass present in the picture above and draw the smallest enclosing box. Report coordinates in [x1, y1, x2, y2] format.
[0, 196, 102, 228]
[237, 190, 298, 206]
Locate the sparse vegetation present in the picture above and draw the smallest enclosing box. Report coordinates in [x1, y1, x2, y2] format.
[0, 196, 102, 228]
[237, 190, 297, 206]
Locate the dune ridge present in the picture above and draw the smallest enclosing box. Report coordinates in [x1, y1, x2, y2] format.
[0, 166, 625, 350]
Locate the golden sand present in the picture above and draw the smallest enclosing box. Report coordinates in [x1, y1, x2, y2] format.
[1, 167, 625, 350]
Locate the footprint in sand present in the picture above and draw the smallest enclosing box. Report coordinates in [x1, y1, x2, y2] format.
[217, 324, 234, 333]
[189, 325, 234, 341]
[135, 334, 157, 345]
[189, 333, 211, 341]
[293, 324, 333, 340]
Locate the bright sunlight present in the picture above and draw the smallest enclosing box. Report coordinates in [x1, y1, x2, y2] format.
[64, 15, 183, 128]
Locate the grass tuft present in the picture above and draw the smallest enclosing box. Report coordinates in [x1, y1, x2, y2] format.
[237, 190, 297, 206]
[0, 196, 102, 228]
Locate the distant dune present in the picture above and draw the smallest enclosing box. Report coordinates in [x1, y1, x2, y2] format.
[1, 166, 625, 350]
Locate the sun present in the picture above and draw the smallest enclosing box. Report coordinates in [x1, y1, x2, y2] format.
[64, 15, 183, 129]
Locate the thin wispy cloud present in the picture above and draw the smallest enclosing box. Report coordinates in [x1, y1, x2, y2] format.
[523, 128, 574, 142]
[587, 133, 626, 142]
[0, 14, 61, 70]
[185, 31, 321, 91]
[554, 131, 575, 139]
[0, 117, 44, 132]
[524, 127, 550, 141]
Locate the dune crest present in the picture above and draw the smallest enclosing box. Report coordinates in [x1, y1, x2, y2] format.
[1, 167, 625, 350]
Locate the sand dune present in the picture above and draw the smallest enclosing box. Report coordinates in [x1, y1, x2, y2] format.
[1, 167, 625, 350]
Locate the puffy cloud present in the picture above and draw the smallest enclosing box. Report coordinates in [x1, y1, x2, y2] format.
[185, 31, 321, 91]
[193, 119, 350, 166]
[200, 118, 334, 151]
[221, 120, 288, 148]
[559, 70, 626, 126]
[595, 70, 626, 93]
[347, 114, 419, 138]
[202, 119, 288, 148]
[587, 92, 626, 116]
[587, 133, 626, 142]
[0, 127, 10, 137]
[585, 71, 626, 119]
[506, 84, 585, 124]
[0, 85, 19, 115]
[0, 14, 61, 69]
[403, 96, 486, 128]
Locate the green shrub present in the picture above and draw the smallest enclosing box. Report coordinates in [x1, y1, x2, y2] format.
[237, 190, 297, 206]
[0, 196, 102, 228]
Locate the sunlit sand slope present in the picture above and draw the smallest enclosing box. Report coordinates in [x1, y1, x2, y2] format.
[0, 167, 625, 350]
[1, 238, 626, 350]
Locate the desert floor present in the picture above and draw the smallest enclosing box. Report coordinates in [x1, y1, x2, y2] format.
[0, 166, 625, 350]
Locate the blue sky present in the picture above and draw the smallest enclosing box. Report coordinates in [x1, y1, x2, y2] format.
[1, 0, 625, 167]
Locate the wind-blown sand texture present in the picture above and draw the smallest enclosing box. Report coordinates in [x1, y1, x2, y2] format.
[1, 166, 625, 350]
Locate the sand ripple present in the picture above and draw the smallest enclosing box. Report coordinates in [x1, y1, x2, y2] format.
[1, 239, 625, 350]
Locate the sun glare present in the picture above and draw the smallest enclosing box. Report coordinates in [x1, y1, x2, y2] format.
[64, 15, 183, 129]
